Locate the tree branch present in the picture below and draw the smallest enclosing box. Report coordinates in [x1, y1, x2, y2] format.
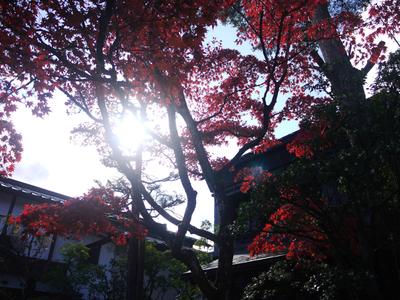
[166, 105, 198, 251]
[361, 41, 386, 77]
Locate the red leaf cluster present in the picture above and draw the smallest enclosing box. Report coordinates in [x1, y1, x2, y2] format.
[0, 0, 398, 176]
[10, 188, 146, 245]
[0, 120, 22, 176]
[248, 201, 330, 261]
[234, 166, 272, 194]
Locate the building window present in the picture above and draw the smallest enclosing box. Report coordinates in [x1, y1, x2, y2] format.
[87, 243, 101, 265]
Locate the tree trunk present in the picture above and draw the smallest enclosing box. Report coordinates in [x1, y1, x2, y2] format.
[216, 228, 234, 300]
[313, 3, 369, 148]
[313, 7, 385, 299]
[313, 3, 366, 110]
[126, 237, 144, 300]
[214, 181, 236, 300]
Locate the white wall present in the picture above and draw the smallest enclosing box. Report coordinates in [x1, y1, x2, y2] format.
[98, 242, 115, 266]
[0, 191, 13, 215]
[0, 191, 13, 233]
[0, 193, 120, 300]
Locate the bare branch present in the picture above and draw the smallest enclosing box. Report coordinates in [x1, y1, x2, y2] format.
[57, 86, 102, 123]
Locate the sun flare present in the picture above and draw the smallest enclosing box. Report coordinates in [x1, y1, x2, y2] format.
[113, 112, 146, 153]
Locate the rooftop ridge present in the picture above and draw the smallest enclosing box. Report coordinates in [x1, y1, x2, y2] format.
[233, 130, 298, 168]
[0, 176, 72, 202]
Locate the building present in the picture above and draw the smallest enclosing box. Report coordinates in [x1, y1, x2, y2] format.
[184, 132, 297, 298]
[0, 133, 296, 299]
[0, 176, 196, 299]
[214, 132, 296, 256]
[0, 176, 118, 299]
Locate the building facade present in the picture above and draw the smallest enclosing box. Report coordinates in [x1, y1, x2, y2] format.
[0, 177, 194, 300]
[0, 177, 117, 299]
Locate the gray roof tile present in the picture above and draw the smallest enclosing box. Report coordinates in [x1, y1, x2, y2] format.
[0, 177, 70, 203]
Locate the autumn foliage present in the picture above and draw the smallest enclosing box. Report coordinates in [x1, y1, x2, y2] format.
[1, 0, 400, 299]
[10, 188, 146, 245]
[0, 0, 395, 174]
[243, 67, 400, 297]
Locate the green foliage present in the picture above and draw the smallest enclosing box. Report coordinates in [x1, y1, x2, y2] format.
[242, 260, 318, 300]
[241, 50, 400, 299]
[43, 243, 126, 300]
[193, 220, 213, 251]
[242, 260, 374, 300]
[373, 49, 400, 94]
[42, 241, 208, 300]
[144, 242, 208, 300]
[250, 89, 400, 223]
[61, 243, 91, 262]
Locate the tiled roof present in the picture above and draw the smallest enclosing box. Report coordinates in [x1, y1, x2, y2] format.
[223, 132, 298, 196]
[0, 177, 70, 203]
[183, 253, 285, 277]
[201, 253, 285, 271]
